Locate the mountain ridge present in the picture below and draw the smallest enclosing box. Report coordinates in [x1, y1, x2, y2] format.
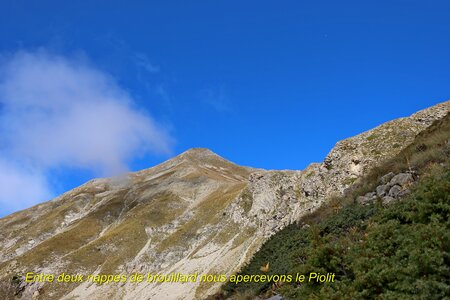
[219, 106, 450, 299]
[0, 100, 449, 300]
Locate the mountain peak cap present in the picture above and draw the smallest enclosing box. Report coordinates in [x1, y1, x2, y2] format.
[168, 147, 223, 164]
[183, 147, 216, 156]
[178, 147, 221, 160]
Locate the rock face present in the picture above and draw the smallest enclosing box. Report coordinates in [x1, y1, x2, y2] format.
[0, 100, 449, 299]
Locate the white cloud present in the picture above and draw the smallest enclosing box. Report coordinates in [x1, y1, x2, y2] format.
[0, 50, 173, 215]
[0, 159, 52, 215]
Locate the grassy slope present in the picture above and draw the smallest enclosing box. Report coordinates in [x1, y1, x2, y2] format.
[216, 113, 450, 300]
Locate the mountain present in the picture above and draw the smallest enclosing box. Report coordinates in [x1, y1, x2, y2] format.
[218, 104, 450, 300]
[0, 100, 449, 300]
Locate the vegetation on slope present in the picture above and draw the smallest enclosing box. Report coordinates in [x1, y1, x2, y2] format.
[217, 113, 450, 299]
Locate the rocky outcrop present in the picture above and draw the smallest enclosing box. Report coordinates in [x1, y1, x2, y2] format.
[0, 100, 449, 300]
[357, 171, 416, 205]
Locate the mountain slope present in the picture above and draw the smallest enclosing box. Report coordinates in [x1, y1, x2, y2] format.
[0, 100, 449, 300]
[220, 110, 450, 299]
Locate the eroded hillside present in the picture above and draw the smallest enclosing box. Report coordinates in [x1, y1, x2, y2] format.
[0, 100, 449, 299]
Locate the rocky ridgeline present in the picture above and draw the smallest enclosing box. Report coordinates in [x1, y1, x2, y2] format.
[226, 95, 449, 238]
[0, 100, 449, 300]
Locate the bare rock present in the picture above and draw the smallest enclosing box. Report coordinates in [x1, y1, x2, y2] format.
[357, 196, 371, 204]
[376, 184, 390, 197]
[382, 196, 396, 205]
[380, 172, 395, 184]
[390, 173, 414, 187]
[388, 185, 402, 198]
[32, 290, 40, 300]
[398, 188, 411, 198]
[365, 192, 376, 198]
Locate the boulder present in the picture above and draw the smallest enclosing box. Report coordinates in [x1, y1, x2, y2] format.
[382, 196, 396, 205]
[398, 188, 411, 198]
[357, 196, 371, 204]
[381, 172, 395, 184]
[376, 184, 390, 197]
[364, 192, 377, 201]
[388, 185, 402, 198]
[390, 173, 414, 187]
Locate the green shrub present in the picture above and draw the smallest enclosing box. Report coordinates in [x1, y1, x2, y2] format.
[221, 166, 449, 299]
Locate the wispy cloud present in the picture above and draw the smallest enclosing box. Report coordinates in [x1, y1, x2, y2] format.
[155, 84, 171, 105]
[133, 52, 160, 73]
[200, 86, 232, 113]
[0, 50, 173, 215]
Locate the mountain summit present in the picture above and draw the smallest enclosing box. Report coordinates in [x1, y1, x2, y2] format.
[0, 100, 449, 299]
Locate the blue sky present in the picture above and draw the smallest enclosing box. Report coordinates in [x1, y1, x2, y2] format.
[0, 1, 449, 216]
